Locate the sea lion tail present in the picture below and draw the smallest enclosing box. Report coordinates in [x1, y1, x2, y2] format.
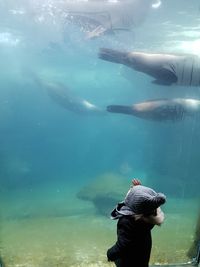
[98, 48, 127, 65]
[107, 105, 133, 115]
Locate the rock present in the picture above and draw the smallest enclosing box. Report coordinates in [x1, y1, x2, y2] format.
[77, 172, 130, 216]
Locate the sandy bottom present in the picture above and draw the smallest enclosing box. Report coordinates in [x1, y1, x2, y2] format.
[0, 183, 198, 267]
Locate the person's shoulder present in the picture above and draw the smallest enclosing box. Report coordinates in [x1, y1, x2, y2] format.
[117, 216, 137, 233]
[118, 215, 136, 225]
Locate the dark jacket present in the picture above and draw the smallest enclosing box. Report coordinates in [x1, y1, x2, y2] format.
[107, 216, 154, 267]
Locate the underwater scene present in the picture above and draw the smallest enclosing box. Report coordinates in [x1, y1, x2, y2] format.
[0, 0, 200, 266]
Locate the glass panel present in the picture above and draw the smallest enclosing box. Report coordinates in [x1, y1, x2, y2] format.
[0, 0, 199, 266]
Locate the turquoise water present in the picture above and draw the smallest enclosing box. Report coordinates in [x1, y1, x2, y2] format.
[0, 0, 200, 266]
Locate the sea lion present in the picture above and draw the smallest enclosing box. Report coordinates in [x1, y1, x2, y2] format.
[46, 82, 105, 115]
[33, 76, 105, 115]
[62, 0, 155, 29]
[107, 98, 200, 121]
[99, 48, 200, 86]
[61, 0, 160, 39]
[65, 13, 130, 40]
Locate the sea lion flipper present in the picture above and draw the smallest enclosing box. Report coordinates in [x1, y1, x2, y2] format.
[152, 66, 178, 85]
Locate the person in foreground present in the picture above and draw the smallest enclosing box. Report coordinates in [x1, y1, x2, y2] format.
[107, 178, 166, 267]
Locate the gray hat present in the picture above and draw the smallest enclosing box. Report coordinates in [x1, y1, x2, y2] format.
[110, 185, 166, 219]
[124, 185, 166, 215]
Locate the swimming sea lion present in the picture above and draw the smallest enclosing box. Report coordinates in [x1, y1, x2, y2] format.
[107, 98, 200, 121]
[62, 0, 155, 29]
[46, 82, 107, 115]
[32, 75, 105, 115]
[46, 82, 105, 115]
[99, 48, 200, 86]
[62, 0, 156, 39]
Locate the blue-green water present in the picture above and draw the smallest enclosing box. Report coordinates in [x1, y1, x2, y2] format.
[0, 0, 200, 266]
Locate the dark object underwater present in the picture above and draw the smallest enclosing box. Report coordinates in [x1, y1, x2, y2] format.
[99, 48, 200, 87]
[0, 258, 4, 267]
[107, 98, 200, 122]
[188, 211, 200, 264]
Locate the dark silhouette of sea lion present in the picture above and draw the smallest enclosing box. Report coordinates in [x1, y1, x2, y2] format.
[107, 98, 200, 121]
[62, 0, 155, 34]
[46, 82, 105, 115]
[99, 48, 200, 86]
[65, 13, 130, 39]
[32, 75, 105, 115]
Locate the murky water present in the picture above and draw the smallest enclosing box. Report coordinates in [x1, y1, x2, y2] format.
[0, 0, 200, 266]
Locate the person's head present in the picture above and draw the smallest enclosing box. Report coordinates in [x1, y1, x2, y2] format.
[110, 184, 166, 223]
[123, 185, 166, 225]
[124, 185, 166, 216]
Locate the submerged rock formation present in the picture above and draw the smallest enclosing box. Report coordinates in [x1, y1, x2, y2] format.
[77, 172, 130, 216]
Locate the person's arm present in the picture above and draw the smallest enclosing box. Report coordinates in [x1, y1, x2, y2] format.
[107, 217, 136, 261]
[142, 207, 165, 226]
